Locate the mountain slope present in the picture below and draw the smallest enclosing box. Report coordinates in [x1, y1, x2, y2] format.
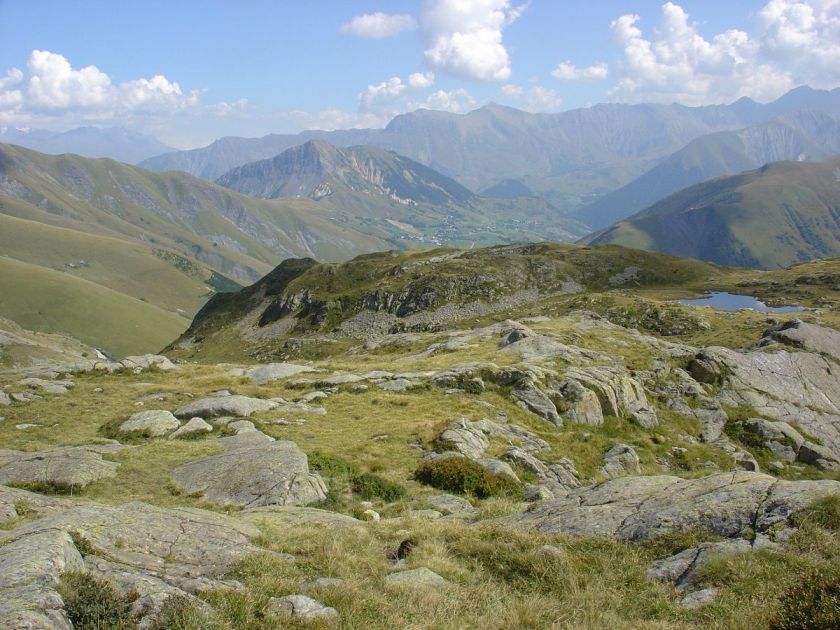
[0, 126, 174, 163]
[585, 158, 840, 269]
[216, 139, 589, 246]
[579, 108, 840, 228]
[0, 143, 392, 353]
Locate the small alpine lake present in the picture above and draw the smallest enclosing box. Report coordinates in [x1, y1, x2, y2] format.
[675, 291, 805, 313]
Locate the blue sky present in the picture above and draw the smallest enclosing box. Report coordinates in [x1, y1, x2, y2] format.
[1, 1, 837, 147]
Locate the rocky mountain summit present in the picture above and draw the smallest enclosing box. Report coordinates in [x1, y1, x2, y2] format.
[1, 244, 839, 628]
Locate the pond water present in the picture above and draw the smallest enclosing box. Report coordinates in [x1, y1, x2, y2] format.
[675, 292, 805, 313]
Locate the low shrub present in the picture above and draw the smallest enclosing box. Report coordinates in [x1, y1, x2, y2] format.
[350, 472, 407, 503]
[58, 571, 136, 630]
[414, 457, 523, 499]
[769, 566, 840, 630]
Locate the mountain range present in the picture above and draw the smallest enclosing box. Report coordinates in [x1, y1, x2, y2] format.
[585, 157, 840, 269]
[0, 126, 174, 163]
[141, 86, 840, 218]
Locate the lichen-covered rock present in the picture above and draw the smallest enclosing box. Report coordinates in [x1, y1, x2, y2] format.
[599, 444, 641, 478]
[563, 367, 658, 428]
[511, 381, 561, 425]
[385, 567, 448, 588]
[427, 494, 479, 516]
[0, 502, 262, 578]
[119, 409, 180, 437]
[231, 363, 318, 384]
[0, 485, 77, 525]
[174, 395, 278, 419]
[0, 446, 120, 489]
[170, 434, 327, 507]
[647, 539, 752, 591]
[760, 320, 840, 362]
[120, 354, 176, 372]
[266, 594, 338, 620]
[169, 417, 213, 439]
[555, 380, 603, 426]
[697, 346, 840, 453]
[503, 472, 840, 541]
[437, 419, 491, 459]
[0, 530, 84, 630]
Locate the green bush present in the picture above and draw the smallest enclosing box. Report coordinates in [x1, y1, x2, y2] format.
[58, 571, 136, 629]
[414, 457, 523, 499]
[350, 472, 407, 503]
[769, 566, 840, 630]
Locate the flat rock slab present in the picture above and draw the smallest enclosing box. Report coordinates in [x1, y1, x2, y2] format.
[230, 363, 319, 385]
[244, 506, 362, 528]
[0, 529, 84, 629]
[1, 501, 262, 578]
[170, 436, 327, 508]
[503, 472, 840, 541]
[0, 446, 120, 489]
[174, 395, 278, 419]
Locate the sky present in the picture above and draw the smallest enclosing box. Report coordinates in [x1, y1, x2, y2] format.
[1, 0, 839, 148]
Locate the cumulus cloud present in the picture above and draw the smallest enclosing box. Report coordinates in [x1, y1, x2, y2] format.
[608, 1, 840, 105]
[0, 50, 204, 125]
[416, 88, 476, 113]
[359, 72, 437, 118]
[501, 83, 523, 96]
[408, 71, 435, 89]
[420, 0, 526, 81]
[340, 12, 417, 38]
[552, 61, 609, 81]
[524, 86, 563, 112]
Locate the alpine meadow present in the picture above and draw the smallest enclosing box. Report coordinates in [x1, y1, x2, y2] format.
[2, 2, 840, 629]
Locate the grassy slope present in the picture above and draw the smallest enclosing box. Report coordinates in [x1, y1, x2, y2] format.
[0, 256, 188, 356]
[587, 158, 840, 269]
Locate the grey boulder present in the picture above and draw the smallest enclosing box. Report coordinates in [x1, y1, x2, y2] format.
[174, 395, 278, 419]
[119, 409, 180, 437]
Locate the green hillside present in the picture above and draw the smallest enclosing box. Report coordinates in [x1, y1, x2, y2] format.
[0, 256, 188, 356]
[585, 158, 840, 269]
[0, 143, 395, 354]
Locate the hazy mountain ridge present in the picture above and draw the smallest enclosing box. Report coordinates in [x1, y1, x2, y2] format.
[0, 126, 174, 164]
[585, 157, 840, 269]
[580, 105, 840, 228]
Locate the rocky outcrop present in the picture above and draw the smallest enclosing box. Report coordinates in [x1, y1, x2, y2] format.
[170, 432, 327, 507]
[0, 501, 266, 627]
[266, 594, 338, 621]
[503, 472, 840, 541]
[759, 319, 840, 362]
[693, 346, 840, 454]
[0, 446, 120, 490]
[560, 367, 658, 428]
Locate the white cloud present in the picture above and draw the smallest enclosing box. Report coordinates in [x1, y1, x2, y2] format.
[524, 86, 563, 113]
[501, 83, 523, 96]
[340, 13, 417, 38]
[9, 50, 203, 120]
[420, 0, 526, 81]
[607, 1, 840, 105]
[415, 88, 476, 112]
[552, 61, 609, 81]
[359, 72, 436, 118]
[756, 0, 840, 87]
[408, 71, 435, 89]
